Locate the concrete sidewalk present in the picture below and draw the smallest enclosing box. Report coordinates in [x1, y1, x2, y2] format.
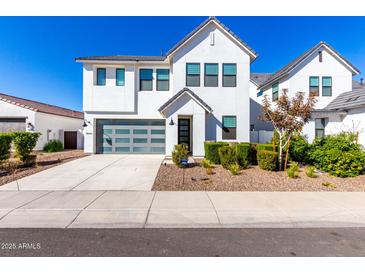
[0, 191, 365, 228]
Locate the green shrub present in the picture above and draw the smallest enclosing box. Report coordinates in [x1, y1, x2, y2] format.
[305, 166, 317, 178]
[257, 144, 277, 152]
[202, 159, 213, 169]
[287, 162, 300, 179]
[218, 145, 237, 169]
[308, 133, 365, 177]
[229, 163, 240, 175]
[236, 142, 250, 167]
[0, 133, 13, 162]
[12, 132, 41, 162]
[172, 144, 189, 167]
[289, 134, 310, 163]
[0, 159, 19, 175]
[43, 140, 64, 152]
[204, 141, 229, 164]
[257, 150, 278, 171]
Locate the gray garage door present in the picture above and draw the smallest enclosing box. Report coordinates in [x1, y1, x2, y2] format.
[0, 118, 26, 133]
[96, 119, 166, 154]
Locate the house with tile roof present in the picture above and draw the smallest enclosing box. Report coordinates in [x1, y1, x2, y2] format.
[0, 93, 84, 150]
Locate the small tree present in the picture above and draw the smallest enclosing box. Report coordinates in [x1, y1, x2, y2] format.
[260, 89, 316, 170]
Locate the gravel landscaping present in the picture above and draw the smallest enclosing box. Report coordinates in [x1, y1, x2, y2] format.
[153, 162, 365, 192]
[0, 150, 87, 187]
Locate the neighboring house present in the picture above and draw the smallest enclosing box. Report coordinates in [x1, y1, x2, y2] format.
[250, 41, 365, 146]
[0, 93, 84, 150]
[76, 17, 257, 156]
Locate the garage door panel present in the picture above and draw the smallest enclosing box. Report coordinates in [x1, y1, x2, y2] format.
[96, 119, 165, 154]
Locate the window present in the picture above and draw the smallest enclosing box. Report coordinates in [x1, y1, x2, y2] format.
[222, 63, 237, 87]
[222, 116, 237, 140]
[156, 69, 169, 91]
[315, 118, 326, 138]
[309, 76, 319, 96]
[272, 83, 279, 101]
[96, 68, 106, 86]
[140, 69, 153, 91]
[322, 76, 332, 96]
[116, 68, 125, 86]
[257, 90, 263, 97]
[186, 63, 200, 87]
[204, 63, 218, 87]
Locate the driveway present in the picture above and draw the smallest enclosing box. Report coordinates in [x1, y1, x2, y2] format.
[0, 155, 164, 191]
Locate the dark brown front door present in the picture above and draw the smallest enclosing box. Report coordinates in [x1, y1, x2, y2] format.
[178, 118, 191, 151]
[64, 131, 77, 149]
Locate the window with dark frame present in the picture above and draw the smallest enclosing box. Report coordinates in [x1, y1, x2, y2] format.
[309, 76, 319, 96]
[204, 63, 218, 87]
[222, 116, 237, 140]
[315, 118, 326, 138]
[222, 63, 237, 87]
[116, 68, 125, 86]
[272, 83, 279, 101]
[139, 69, 153, 91]
[156, 69, 169, 91]
[322, 76, 332, 96]
[186, 63, 200, 87]
[96, 68, 106, 86]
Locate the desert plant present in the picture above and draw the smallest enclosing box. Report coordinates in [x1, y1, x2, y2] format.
[240, 159, 249, 169]
[43, 140, 64, 152]
[287, 162, 300, 179]
[257, 150, 278, 171]
[12, 132, 41, 162]
[1, 159, 19, 175]
[229, 163, 240, 175]
[305, 166, 317, 178]
[172, 144, 189, 168]
[204, 141, 229, 164]
[205, 166, 214, 175]
[218, 145, 237, 169]
[202, 159, 213, 169]
[236, 143, 250, 167]
[0, 133, 13, 162]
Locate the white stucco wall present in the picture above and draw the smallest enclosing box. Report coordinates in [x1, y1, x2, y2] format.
[0, 100, 36, 127]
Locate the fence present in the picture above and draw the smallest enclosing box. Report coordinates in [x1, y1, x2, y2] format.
[250, 130, 274, 144]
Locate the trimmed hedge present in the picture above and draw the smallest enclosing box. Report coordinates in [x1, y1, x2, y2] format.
[43, 140, 64, 152]
[218, 145, 237, 169]
[12, 132, 41, 162]
[257, 150, 278, 171]
[204, 141, 229, 164]
[0, 133, 13, 162]
[257, 144, 277, 152]
[236, 142, 250, 167]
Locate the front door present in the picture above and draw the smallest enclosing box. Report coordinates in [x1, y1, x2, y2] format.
[178, 118, 191, 151]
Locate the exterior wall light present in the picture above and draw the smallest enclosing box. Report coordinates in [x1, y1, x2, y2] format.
[169, 118, 174, 126]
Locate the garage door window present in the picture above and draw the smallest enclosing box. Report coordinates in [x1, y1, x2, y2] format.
[133, 129, 148, 134]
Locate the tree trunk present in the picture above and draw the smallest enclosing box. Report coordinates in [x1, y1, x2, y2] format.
[284, 137, 291, 171]
[279, 136, 283, 171]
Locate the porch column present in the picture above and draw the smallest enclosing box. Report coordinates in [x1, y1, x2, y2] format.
[192, 112, 205, 157]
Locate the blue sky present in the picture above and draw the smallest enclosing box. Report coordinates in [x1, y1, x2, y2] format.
[0, 16, 364, 111]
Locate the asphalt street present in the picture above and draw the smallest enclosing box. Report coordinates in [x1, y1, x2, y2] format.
[1, 228, 365, 256]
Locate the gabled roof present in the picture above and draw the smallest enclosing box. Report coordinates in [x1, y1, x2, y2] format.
[0, 93, 84, 119]
[325, 89, 365, 111]
[76, 17, 258, 63]
[158, 88, 212, 115]
[258, 41, 361, 89]
[166, 17, 257, 62]
[250, 73, 273, 86]
[75, 55, 166, 62]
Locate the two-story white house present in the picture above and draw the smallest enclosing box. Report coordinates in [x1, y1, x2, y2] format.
[250, 41, 365, 146]
[76, 17, 257, 156]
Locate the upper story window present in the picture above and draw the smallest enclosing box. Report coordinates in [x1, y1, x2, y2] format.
[156, 69, 169, 91]
[222, 116, 237, 140]
[309, 76, 319, 96]
[116, 68, 125, 86]
[140, 69, 153, 91]
[272, 83, 279, 101]
[204, 63, 218, 87]
[315, 118, 326, 138]
[96, 68, 106, 86]
[186, 63, 200, 87]
[257, 90, 263, 97]
[222, 64, 237, 87]
[322, 76, 332, 96]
